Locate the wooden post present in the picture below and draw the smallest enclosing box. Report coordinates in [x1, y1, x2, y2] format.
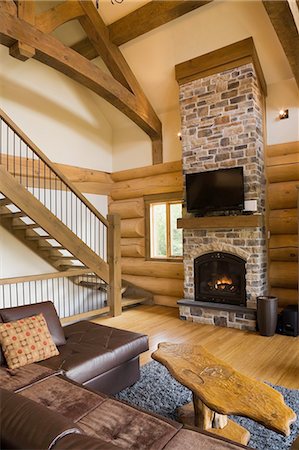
[107, 213, 122, 317]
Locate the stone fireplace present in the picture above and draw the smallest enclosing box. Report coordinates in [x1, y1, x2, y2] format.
[176, 56, 268, 331]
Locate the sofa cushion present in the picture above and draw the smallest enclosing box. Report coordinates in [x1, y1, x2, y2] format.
[0, 363, 60, 393]
[53, 433, 121, 450]
[0, 388, 81, 450]
[0, 314, 59, 369]
[0, 301, 66, 346]
[164, 429, 250, 450]
[39, 321, 148, 384]
[77, 398, 181, 450]
[20, 375, 106, 422]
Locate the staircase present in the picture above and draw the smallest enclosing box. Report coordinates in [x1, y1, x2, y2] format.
[0, 109, 150, 317]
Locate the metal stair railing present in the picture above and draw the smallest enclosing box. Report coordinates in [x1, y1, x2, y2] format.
[0, 108, 108, 263]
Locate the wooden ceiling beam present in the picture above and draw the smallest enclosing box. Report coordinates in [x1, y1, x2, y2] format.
[0, 11, 161, 142]
[263, 1, 299, 88]
[109, 0, 212, 46]
[9, 0, 35, 61]
[72, 0, 212, 60]
[0, 0, 17, 16]
[35, 1, 85, 34]
[78, 0, 132, 92]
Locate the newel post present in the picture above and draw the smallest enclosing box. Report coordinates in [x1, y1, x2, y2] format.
[107, 213, 122, 316]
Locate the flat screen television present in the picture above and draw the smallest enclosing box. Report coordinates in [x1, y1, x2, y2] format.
[186, 167, 244, 215]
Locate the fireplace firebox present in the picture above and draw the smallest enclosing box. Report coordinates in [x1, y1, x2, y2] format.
[194, 252, 246, 306]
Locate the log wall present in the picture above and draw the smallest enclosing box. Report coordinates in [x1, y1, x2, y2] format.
[109, 161, 184, 307]
[266, 141, 299, 308]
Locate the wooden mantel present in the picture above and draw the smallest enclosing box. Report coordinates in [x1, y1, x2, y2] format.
[177, 214, 263, 230]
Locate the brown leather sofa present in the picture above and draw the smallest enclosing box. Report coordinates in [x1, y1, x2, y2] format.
[0, 363, 251, 450]
[0, 301, 148, 394]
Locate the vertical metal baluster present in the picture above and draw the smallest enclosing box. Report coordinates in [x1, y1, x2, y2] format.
[28, 281, 31, 306]
[0, 118, 2, 166]
[46, 278, 49, 301]
[80, 201, 82, 241]
[19, 136, 22, 184]
[6, 123, 9, 171]
[61, 181, 63, 223]
[66, 187, 68, 228]
[38, 158, 40, 201]
[13, 130, 15, 177]
[26, 145, 28, 190]
[71, 192, 73, 234]
[85, 206, 87, 246]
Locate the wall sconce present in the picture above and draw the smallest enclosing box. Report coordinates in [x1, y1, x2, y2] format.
[279, 109, 289, 120]
[177, 132, 182, 141]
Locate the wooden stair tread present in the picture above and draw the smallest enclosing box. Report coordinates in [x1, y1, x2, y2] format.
[0, 198, 13, 207]
[26, 235, 53, 241]
[121, 297, 147, 307]
[0, 211, 26, 218]
[12, 222, 39, 230]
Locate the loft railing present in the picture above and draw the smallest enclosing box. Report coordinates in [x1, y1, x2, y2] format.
[0, 109, 108, 262]
[0, 270, 109, 320]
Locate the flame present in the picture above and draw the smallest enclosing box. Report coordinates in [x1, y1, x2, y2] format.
[216, 276, 233, 286]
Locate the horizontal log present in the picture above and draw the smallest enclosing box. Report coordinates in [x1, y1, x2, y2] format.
[269, 209, 298, 234]
[121, 237, 145, 258]
[267, 152, 299, 167]
[121, 274, 184, 297]
[267, 141, 299, 157]
[270, 287, 298, 308]
[111, 160, 182, 182]
[269, 262, 298, 289]
[121, 218, 144, 238]
[0, 154, 113, 195]
[269, 234, 298, 249]
[56, 163, 113, 195]
[153, 295, 180, 308]
[269, 247, 298, 262]
[121, 258, 184, 279]
[109, 197, 144, 219]
[267, 162, 299, 183]
[268, 181, 299, 210]
[111, 171, 183, 201]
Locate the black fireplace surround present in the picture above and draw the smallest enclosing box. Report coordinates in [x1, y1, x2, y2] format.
[194, 252, 246, 306]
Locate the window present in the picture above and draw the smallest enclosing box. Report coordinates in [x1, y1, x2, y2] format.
[145, 194, 183, 260]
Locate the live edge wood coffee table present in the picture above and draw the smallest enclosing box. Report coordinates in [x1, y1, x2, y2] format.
[152, 343, 296, 446]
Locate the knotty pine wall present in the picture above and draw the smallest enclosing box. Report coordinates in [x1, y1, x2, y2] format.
[109, 161, 184, 308]
[266, 142, 299, 308]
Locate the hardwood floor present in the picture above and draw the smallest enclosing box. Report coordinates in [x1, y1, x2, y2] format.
[93, 305, 299, 389]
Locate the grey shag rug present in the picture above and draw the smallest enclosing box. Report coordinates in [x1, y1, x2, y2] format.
[115, 361, 299, 450]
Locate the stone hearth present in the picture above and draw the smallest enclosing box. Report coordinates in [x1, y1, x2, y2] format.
[177, 62, 267, 329]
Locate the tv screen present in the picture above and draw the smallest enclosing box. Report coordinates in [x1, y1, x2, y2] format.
[186, 167, 244, 215]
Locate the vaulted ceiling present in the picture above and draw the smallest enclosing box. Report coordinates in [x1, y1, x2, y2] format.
[0, 0, 298, 166]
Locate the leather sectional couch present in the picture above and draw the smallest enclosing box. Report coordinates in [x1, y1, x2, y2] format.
[0, 363, 250, 450]
[0, 301, 251, 450]
[0, 301, 148, 394]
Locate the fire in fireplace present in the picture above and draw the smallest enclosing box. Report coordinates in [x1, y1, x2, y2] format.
[194, 252, 246, 306]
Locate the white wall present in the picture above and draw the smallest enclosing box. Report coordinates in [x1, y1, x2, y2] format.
[266, 78, 299, 145]
[0, 192, 108, 280]
[112, 0, 299, 169]
[0, 42, 112, 281]
[0, 46, 113, 171]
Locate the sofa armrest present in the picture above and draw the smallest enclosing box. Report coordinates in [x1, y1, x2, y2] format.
[52, 433, 121, 450]
[0, 388, 80, 450]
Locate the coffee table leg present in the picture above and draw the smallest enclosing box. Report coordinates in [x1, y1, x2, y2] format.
[193, 393, 228, 430]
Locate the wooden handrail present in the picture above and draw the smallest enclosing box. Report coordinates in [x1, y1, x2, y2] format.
[0, 268, 92, 286]
[0, 108, 108, 227]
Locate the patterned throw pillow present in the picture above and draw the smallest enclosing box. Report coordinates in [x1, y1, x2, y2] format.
[0, 313, 59, 369]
